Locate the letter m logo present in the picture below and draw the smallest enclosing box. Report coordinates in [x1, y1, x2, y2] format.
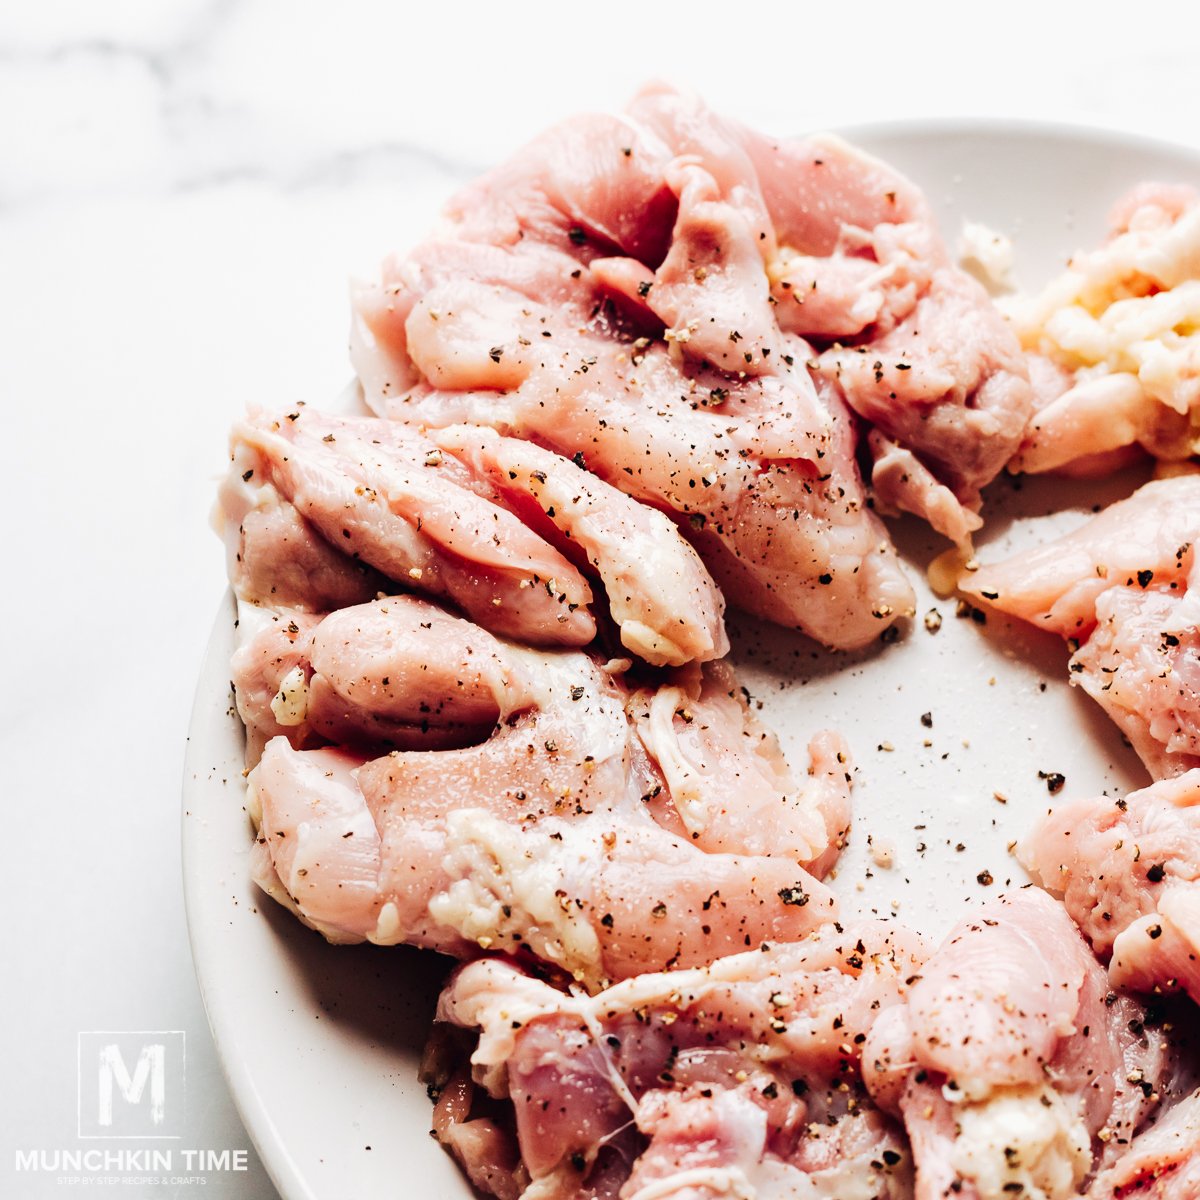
[99, 1043, 164, 1126]
[78, 1031, 185, 1139]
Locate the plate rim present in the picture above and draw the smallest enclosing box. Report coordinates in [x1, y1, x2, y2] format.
[182, 591, 317, 1200]
[833, 113, 1200, 164]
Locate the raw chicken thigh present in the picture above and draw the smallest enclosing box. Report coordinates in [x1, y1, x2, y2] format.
[862, 890, 1184, 1200]
[351, 86, 1032, 644]
[1022, 770, 1200, 1007]
[230, 597, 533, 761]
[429, 921, 927, 1200]
[243, 596, 851, 987]
[220, 406, 727, 666]
[430, 894, 1190, 1200]
[962, 475, 1200, 779]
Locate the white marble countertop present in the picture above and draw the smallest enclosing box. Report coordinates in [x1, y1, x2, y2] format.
[3, 2, 1198, 1196]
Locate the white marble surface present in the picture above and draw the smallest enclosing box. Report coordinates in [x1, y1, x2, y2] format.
[3, 2, 1199, 1196]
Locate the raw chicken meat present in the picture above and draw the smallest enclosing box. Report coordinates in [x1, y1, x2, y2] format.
[962, 475, 1200, 779]
[963, 476, 1200, 638]
[1073, 586, 1200, 779]
[231, 596, 534, 761]
[235, 597, 846, 864]
[216, 472, 387, 613]
[430, 423, 727, 666]
[641, 87, 1031, 543]
[868, 427, 984, 548]
[1007, 183, 1200, 476]
[246, 603, 851, 986]
[251, 737, 839, 985]
[862, 890, 1181, 1200]
[1090, 1088, 1200, 1199]
[428, 920, 927, 1199]
[350, 87, 1031, 642]
[222, 406, 728, 665]
[1021, 770, 1200, 1006]
[624, 658, 851, 879]
[816, 248, 1031, 543]
[358, 260, 913, 650]
[225, 405, 594, 645]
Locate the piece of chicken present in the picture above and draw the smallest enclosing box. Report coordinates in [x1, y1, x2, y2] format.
[356, 86, 1029, 559]
[222, 406, 729, 666]
[625, 658, 852, 877]
[234, 594, 850, 869]
[346, 87, 1040, 643]
[217, 452, 387, 613]
[244, 602, 852, 987]
[962, 475, 1200, 780]
[862, 890, 1183, 1200]
[429, 921, 928, 1200]
[1021, 770, 1200, 1007]
[816, 251, 1032, 543]
[429, 423, 727, 666]
[230, 597, 533, 762]
[358, 256, 913, 649]
[1073, 586, 1200, 779]
[963, 476, 1200, 637]
[226, 405, 594, 645]
[640, 85, 1032, 543]
[250, 741, 839, 989]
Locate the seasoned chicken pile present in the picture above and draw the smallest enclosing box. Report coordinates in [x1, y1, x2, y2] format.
[214, 86, 1200, 1199]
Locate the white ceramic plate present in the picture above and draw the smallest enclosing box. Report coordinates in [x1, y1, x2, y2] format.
[183, 121, 1200, 1200]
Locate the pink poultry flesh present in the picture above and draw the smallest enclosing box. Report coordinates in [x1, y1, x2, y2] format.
[351, 85, 1036, 643]
[241, 596, 852, 989]
[1021, 769, 1200, 1007]
[429, 893, 1194, 1200]
[963, 475, 1200, 781]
